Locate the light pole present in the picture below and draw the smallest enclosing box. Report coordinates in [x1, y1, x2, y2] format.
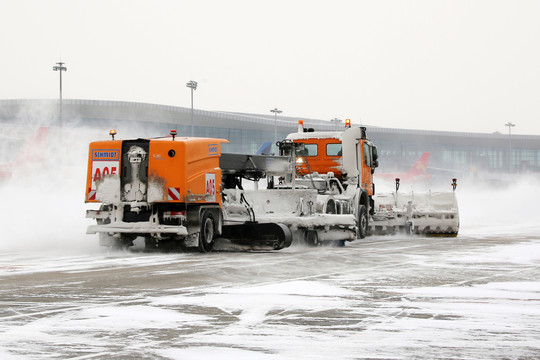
[53, 62, 67, 101]
[186, 80, 197, 136]
[330, 118, 342, 130]
[53, 62, 67, 126]
[505, 122, 516, 172]
[270, 107, 282, 144]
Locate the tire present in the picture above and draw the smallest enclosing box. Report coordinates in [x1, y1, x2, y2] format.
[144, 237, 158, 250]
[304, 230, 319, 247]
[100, 232, 134, 250]
[358, 204, 368, 239]
[199, 211, 215, 253]
[99, 232, 115, 247]
[405, 221, 414, 236]
[325, 199, 336, 214]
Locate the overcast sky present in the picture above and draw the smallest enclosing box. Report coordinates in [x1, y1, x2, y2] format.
[1, 0, 539, 134]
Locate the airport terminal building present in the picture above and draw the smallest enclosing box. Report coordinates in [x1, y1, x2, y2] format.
[1, 99, 540, 178]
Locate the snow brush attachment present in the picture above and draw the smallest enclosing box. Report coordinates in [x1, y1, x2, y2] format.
[370, 179, 459, 237]
[221, 222, 293, 250]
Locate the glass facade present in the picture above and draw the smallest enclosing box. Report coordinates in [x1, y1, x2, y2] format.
[163, 121, 540, 174]
[368, 129, 540, 174]
[1, 99, 539, 175]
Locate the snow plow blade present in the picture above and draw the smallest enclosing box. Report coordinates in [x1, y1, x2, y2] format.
[221, 222, 293, 250]
[370, 190, 459, 236]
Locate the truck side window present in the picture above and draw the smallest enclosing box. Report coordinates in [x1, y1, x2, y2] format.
[363, 142, 371, 167]
[326, 143, 342, 156]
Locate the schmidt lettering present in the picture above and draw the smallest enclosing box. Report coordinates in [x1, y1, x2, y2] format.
[208, 144, 219, 155]
[92, 149, 119, 160]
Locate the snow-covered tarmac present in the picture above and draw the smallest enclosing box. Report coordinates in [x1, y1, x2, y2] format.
[1, 128, 539, 359]
[1, 227, 539, 359]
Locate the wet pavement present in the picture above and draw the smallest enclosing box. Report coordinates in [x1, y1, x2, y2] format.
[1, 227, 539, 359]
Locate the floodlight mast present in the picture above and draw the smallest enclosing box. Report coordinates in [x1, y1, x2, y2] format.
[270, 107, 282, 144]
[53, 62, 67, 126]
[53, 62, 67, 101]
[505, 122, 516, 172]
[186, 80, 198, 136]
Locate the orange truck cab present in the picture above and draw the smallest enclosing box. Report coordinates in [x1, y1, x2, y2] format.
[283, 120, 378, 196]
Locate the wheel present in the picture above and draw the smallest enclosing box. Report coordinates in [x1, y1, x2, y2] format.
[304, 230, 319, 246]
[99, 232, 115, 247]
[100, 233, 134, 250]
[198, 211, 215, 253]
[144, 236, 158, 250]
[405, 220, 414, 236]
[357, 204, 368, 239]
[325, 199, 336, 214]
[117, 234, 135, 249]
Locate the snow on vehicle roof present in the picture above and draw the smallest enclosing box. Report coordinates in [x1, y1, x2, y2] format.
[285, 131, 343, 141]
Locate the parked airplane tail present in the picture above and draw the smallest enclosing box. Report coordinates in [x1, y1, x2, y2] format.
[375, 152, 432, 183]
[255, 141, 273, 155]
[408, 152, 430, 177]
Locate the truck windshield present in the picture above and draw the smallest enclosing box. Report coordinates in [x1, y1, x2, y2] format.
[296, 143, 318, 157]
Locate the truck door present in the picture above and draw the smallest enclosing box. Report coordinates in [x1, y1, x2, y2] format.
[361, 142, 374, 195]
[355, 142, 362, 183]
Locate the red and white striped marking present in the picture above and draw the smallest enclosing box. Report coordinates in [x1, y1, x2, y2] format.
[205, 173, 216, 202]
[88, 190, 96, 201]
[168, 187, 180, 201]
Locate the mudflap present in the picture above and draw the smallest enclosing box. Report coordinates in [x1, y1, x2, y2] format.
[221, 222, 293, 250]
